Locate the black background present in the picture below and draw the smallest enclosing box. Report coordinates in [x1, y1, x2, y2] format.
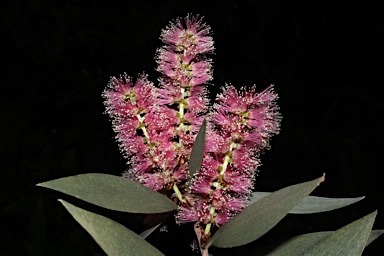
[1, 0, 383, 255]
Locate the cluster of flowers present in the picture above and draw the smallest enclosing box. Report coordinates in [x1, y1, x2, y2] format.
[103, 15, 281, 243]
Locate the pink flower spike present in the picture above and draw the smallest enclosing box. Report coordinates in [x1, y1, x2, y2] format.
[161, 15, 214, 55]
[103, 73, 156, 118]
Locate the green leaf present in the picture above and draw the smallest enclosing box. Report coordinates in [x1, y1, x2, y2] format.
[188, 119, 206, 182]
[37, 173, 177, 213]
[366, 229, 384, 247]
[303, 211, 377, 255]
[210, 175, 325, 248]
[248, 192, 365, 214]
[265, 229, 383, 255]
[59, 200, 164, 256]
[140, 223, 161, 239]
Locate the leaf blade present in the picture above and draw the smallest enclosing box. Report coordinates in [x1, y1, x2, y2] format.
[211, 175, 325, 248]
[248, 192, 365, 214]
[59, 200, 164, 256]
[366, 229, 384, 247]
[265, 229, 383, 255]
[188, 119, 206, 182]
[304, 211, 377, 256]
[37, 173, 177, 213]
[140, 223, 161, 239]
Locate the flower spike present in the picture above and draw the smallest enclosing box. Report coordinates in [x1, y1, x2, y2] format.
[103, 14, 281, 250]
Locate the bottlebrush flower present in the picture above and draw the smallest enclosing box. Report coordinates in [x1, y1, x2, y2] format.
[103, 14, 282, 249]
[160, 14, 214, 56]
[150, 15, 213, 197]
[177, 84, 281, 247]
[103, 15, 214, 200]
[103, 73, 156, 155]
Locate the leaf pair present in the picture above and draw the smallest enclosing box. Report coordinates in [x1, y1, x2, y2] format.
[209, 175, 326, 248]
[207, 175, 381, 254]
[59, 200, 164, 256]
[38, 173, 382, 255]
[37, 174, 179, 255]
[35, 121, 208, 255]
[37, 173, 177, 256]
[37, 120, 382, 255]
[264, 211, 381, 256]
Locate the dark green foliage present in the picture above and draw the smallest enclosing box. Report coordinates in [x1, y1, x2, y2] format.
[38, 173, 177, 213]
[46, 175, 381, 255]
[249, 192, 365, 214]
[302, 211, 377, 256]
[60, 200, 163, 256]
[265, 228, 383, 255]
[188, 119, 206, 183]
[210, 176, 325, 248]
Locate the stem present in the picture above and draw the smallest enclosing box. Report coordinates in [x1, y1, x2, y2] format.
[179, 88, 186, 129]
[204, 207, 216, 234]
[219, 155, 231, 176]
[194, 223, 210, 256]
[173, 183, 186, 203]
[205, 142, 237, 233]
[136, 114, 150, 140]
